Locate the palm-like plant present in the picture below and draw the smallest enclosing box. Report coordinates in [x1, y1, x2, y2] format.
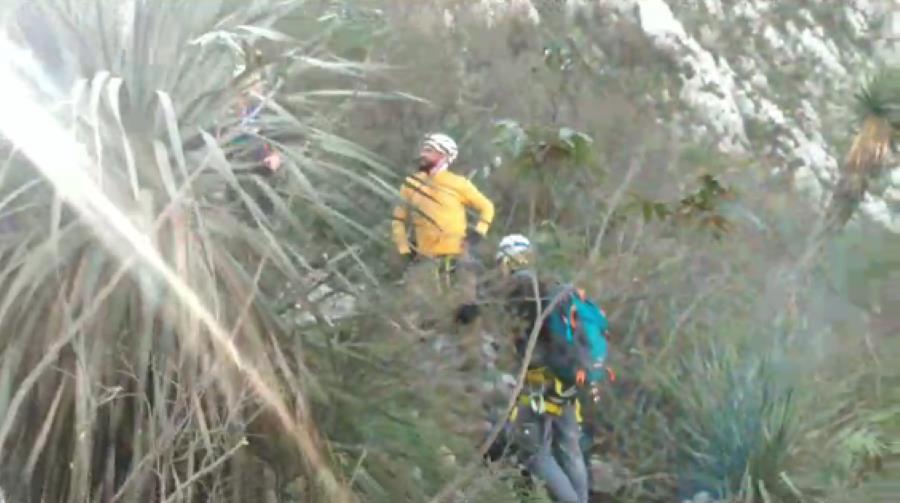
[0, 1, 398, 501]
[794, 68, 900, 273]
[825, 68, 900, 233]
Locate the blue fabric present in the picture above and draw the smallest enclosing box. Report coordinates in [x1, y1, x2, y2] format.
[542, 285, 609, 386]
[227, 101, 269, 163]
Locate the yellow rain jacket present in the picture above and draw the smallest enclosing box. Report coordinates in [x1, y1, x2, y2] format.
[392, 170, 495, 257]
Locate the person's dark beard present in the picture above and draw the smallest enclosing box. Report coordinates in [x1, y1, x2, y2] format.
[416, 156, 437, 172]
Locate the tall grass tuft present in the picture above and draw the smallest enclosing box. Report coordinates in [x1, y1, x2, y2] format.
[657, 338, 799, 502]
[0, 0, 397, 501]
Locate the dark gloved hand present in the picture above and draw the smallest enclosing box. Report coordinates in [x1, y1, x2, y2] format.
[454, 303, 480, 325]
[393, 252, 417, 278]
[396, 252, 410, 267]
[464, 230, 483, 255]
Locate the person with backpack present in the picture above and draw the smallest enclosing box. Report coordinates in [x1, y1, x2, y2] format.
[485, 233, 612, 503]
[220, 70, 283, 223]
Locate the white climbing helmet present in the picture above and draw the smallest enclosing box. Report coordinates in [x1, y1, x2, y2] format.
[496, 233, 532, 264]
[421, 132, 459, 165]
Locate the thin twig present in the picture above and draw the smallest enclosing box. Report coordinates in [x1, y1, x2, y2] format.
[348, 448, 368, 487]
[228, 255, 269, 339]
[589, 155, 644, 263]
[862, 324, 883, 400]
[655, 277, 725, 363]
[162, 439, 248, 503]
[111, 413, 194, 502]
[23, 378, 66, 477]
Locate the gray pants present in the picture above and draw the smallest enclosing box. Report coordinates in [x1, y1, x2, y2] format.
[512, 402, 589, 503]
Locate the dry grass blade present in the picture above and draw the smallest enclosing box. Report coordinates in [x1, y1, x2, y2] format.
[22, 378, 65, 477]
[106, 76, 140, 198]
[844, 116, 893, 175]
[162, 438, 249, 503]
[0, 42, 353, 501]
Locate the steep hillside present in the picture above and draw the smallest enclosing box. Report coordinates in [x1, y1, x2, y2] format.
[482, 0, 899, 232]
[1, 2, 896, 503]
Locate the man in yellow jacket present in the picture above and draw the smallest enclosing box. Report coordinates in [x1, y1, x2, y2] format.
[392, 132, 495, 325]
[393, 133, 496, 449]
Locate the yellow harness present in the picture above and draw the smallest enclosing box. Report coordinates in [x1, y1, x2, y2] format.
[509, 367, 583, 423]
[434, 255, 457, 291]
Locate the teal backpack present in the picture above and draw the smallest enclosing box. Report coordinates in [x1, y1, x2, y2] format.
[540, 284, 610, 387]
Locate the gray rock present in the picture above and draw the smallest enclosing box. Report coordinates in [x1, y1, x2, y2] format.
[590, 458, 626, 494]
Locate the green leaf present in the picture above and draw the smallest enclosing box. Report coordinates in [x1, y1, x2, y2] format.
[642, 202, 654, 222]
[654, 202, 670, 220]
[494, 119, 528, 159]
[855, 67, 900, 126]
[558, 127, 577, 149]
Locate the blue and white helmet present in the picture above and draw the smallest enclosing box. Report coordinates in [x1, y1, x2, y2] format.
[496, 234, 532, 265]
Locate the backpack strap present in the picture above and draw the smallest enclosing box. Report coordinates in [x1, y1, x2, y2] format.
[509, 268, 538, 286]
[545, 284, 578, 343]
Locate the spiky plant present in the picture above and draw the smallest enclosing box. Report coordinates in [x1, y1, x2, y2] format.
[825, 68, 900, 233]
[0, 1, 398, 501]
[657, 339, 800, 503]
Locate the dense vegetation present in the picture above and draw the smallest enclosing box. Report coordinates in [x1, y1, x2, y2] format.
[0, 1, 896, 502]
